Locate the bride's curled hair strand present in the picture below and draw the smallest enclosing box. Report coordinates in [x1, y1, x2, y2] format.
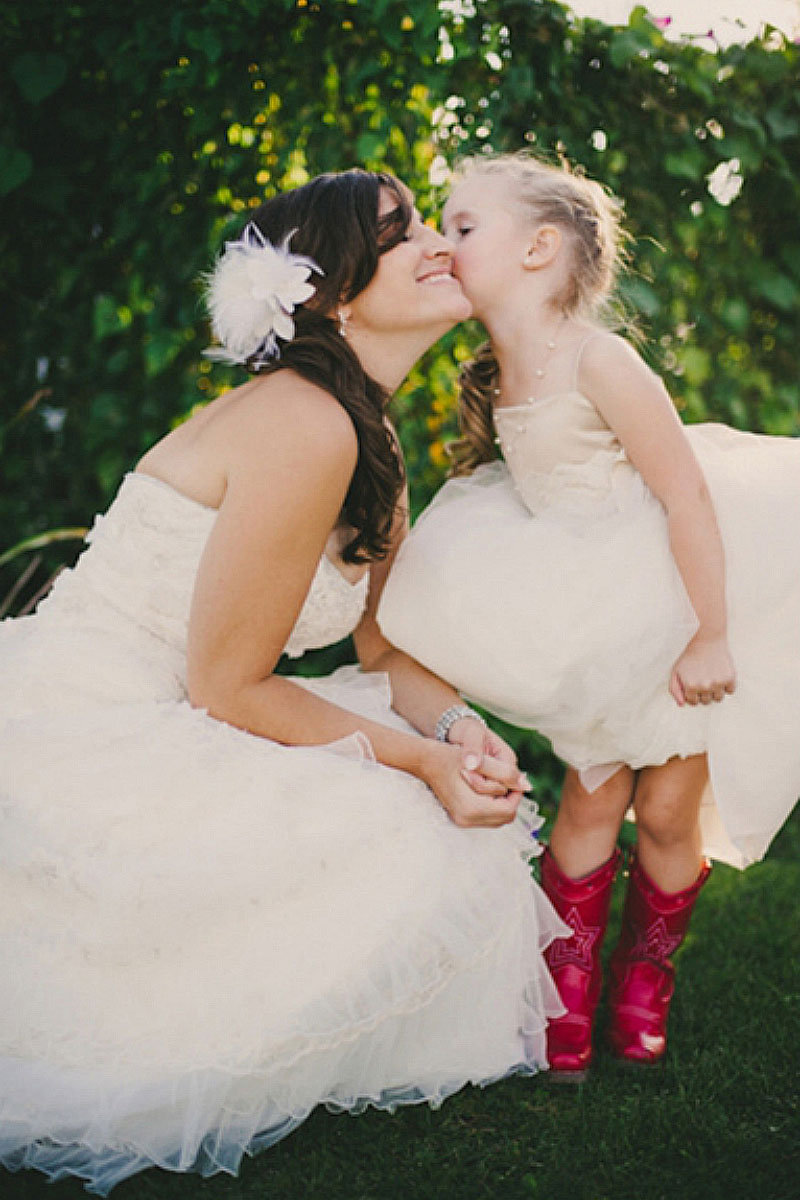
[239, 169, 412, 563]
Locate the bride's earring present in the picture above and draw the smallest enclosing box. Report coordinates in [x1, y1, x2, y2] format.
[337, 309, 350, 338]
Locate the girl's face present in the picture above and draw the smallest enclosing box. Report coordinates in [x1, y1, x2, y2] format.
[442, 174, 533, 316]
[347, 188, 472, 336]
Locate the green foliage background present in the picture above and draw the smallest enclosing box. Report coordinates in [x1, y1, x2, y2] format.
[2, 0, 799, 779]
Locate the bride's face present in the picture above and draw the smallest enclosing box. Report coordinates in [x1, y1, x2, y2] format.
[346, 188, 472, 337]
[442, 174, 532, 317]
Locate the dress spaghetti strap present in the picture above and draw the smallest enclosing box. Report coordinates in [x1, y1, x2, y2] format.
[572, 330, 613, 391]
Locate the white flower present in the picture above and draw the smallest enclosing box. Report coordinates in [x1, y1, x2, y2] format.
[706, 158, 743, 207]
[204, 224, 322, 366]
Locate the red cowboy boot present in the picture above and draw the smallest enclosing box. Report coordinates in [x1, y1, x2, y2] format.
[541, 846, 622, 1080]
[608, 854, 711, 1064]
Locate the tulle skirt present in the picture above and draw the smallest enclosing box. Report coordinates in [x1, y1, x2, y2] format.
[0, 642, 567, 1194]
[378, 423, 800, 868]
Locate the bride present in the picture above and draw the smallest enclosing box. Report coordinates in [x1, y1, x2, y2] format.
[0, 168, 568, 1193]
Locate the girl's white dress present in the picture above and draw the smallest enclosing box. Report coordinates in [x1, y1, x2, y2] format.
[0, 472, 568, 1195]
[378, 390, 800, 869]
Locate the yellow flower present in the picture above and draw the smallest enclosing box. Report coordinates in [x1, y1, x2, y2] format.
[429, 441, 448, 469]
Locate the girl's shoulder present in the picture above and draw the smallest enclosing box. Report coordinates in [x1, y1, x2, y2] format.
[576, 329, 653, 392]
[575, 327, 635, 362]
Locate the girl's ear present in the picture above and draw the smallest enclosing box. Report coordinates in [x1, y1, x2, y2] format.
[523, 224, 562, 270]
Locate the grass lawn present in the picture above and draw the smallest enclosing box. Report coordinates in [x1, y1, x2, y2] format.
[5, 808, 799, 1200]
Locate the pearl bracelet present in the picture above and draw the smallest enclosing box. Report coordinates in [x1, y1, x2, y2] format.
[434, 704, 486, 744]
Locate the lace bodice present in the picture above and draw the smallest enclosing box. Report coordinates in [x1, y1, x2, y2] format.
[37, 472, 369, 666]
[493, 390, 642, 519]
[282, 552, 369, 658]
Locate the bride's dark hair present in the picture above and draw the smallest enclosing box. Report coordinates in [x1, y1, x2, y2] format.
[245, 169, 412, 563]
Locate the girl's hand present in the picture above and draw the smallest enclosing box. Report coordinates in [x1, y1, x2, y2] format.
[418, 739, 525, 828]
[447, 716, 529, 799]
[669, 634, 737, 706]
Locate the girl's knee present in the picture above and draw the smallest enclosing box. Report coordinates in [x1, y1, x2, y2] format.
[635, 797, 690, 846]
[634, 759, 706, 845]
[559, 766, 634, 830]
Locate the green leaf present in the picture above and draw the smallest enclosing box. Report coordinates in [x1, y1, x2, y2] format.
[728, 395, 750, 429]
[744, 47, 791, 84]
[730, 107, 767, 146]
[187, 28, 223, 63]
[355, 132, 386, 162]
[619, 277, 660, 317]
[765, 108, 800, 142]
[679, 347, 712, 387]
[779, 244, 800, 282]
[144, 331, 184, 377]
[719, 298, 749, 334]
[106, 349, 132, 376]
[0, 145, 32, 195]
[370, 0, 399, 22]
[93, 296, 133, 341]
[95, 451, 127, 496]
[664, 151, 705, 181]
[627, 5, 657, 32]
[609, 29, 652, 69]
[679, 387, 708, 423]
[88, 391, 126, 434]
[755, 271, 799, 312]
[11, 52, 67, 103]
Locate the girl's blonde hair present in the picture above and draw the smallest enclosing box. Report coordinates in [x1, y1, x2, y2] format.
[446, 153, 628, 477]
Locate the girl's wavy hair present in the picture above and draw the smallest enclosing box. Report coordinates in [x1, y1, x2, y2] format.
[244, 169, 412, 562]
[447, 153, 629, 477]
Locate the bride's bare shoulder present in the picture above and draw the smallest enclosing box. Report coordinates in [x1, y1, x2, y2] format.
[221, 370, 358, 468]
[137, 371, 357, 512]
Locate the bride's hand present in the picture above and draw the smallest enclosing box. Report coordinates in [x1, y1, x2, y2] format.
[447, 716, 528, 798]
[417, 740, 526, 828]
[669, 633, 737, 706]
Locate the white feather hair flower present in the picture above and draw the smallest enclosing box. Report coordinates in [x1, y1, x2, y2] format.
[203, 223, 323, 367]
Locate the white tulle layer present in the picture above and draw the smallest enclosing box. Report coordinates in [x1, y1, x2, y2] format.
[378, 423, 800, 868]
[0, 657, 567, 1194]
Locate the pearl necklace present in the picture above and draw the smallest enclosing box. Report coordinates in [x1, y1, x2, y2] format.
[493, 317, 566, 407]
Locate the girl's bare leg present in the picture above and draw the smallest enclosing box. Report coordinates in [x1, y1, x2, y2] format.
[632, 754, 707, 893]
[549, 765, 635, 878]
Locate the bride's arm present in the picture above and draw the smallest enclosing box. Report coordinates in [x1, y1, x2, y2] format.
[352, 463, 526, 799]
[186, 378, 521, 826]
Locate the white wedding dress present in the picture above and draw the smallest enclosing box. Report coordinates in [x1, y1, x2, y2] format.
[0, 471, 567, 1195]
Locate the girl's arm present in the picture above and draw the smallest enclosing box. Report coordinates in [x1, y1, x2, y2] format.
[186, 377, 522, 825]
[579, 335, 736, 706]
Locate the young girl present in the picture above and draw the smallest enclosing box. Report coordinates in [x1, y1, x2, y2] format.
[377, 153, 800, 1079]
